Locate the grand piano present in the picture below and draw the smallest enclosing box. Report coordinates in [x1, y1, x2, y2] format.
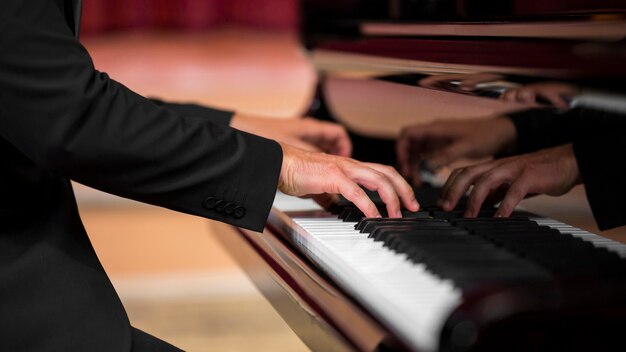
[215, 1, 626, 351]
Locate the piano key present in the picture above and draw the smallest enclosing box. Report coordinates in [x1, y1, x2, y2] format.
[275, 193, 626, 352]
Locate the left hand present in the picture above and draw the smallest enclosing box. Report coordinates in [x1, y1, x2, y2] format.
[439, 144, 583, 217]
[231, 114, 352, 157]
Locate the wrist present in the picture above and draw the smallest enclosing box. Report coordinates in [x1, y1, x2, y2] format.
[559, 143, 583, 186]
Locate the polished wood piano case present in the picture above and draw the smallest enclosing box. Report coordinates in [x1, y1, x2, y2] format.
[218, 1, 626, 351]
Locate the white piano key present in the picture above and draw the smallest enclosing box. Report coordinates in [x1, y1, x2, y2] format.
[288, 215, 461, 352]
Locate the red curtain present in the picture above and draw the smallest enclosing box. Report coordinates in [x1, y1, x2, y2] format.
[81, 0, 298, 35]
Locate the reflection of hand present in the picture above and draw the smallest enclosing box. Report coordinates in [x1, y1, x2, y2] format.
[419, 73, 504, 91]
[439, 144, 582, 217]
[231, 114, 352, 157]
[501, 82, 578, 110]
[397, 118, 517, 185]
[279, 143, 420, 218]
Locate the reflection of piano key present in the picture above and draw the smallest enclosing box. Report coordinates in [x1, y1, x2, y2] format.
[273, 192, 626, 352]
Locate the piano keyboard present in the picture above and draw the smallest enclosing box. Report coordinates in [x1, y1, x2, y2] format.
[269, 190, 626, 352]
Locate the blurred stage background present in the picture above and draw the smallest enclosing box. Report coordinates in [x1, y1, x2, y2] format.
[75, 1, 310, 351]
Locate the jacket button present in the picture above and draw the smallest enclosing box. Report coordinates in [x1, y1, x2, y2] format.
[224, 203, 236, 215]
[234, 206, 246, 219]
[215, 200, 227, 213]
[203, 197, 217, 210]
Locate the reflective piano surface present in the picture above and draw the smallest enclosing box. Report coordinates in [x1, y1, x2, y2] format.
[217, 2, 626, 351]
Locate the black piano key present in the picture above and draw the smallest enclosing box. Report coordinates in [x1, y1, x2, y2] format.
[367, 223, 453, 241]
[356, 217, 444, 233]
[351, 214, 626, 290]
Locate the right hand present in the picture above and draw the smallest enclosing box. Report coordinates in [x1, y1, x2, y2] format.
[279, 144, 420, 218]
[396, 117, 517, 185]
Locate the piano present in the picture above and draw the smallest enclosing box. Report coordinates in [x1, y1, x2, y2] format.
[215, 1, 626, 351]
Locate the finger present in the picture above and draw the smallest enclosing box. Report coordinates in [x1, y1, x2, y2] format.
[426, 142, 467, 170]
[397, 125, 448, 177]
[312, 193, 340, 209]
[495, 176, 531, 217]
[500, 89, 518, 102]
[440, 162, 495, 211]
[440, 167, 463, 206]
[458, 76, 497, 91]
[345, 165, 402, 218]
[517, 89, 537, 105]
[397, 127, 430, 177]
[410, 160, 423, 187]
[396, 129, 413, 178]
[542, 92, 570, 111]
[322, 122, 353, 157]
[365, 163, 420, 211]
[464, 167, 512, 217]
[334, 174, 381, 218]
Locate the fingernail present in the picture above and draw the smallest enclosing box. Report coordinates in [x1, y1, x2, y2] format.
[494, 213, 503, 218]
[412, 199, 419, 209]
[442, 200, 451, 210]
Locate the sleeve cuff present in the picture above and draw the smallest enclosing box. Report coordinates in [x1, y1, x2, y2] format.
[198, 132, 283, 232]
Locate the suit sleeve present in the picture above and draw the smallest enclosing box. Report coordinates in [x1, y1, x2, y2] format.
[572, 109, 626, 231]
[0, 3, 281, 232]
[149, 98, 234, 126]
[506, 108, 580, 155]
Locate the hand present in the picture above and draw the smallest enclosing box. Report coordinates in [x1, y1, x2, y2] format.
[439, 144, 582, 217]
[231, 114, 352, 157]
[397, 117, 517, 185]
[500, 82, 579, 110]
[279, 143, 420, 218]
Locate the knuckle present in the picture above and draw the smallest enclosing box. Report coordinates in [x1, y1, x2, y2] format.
[458, 167, 474, 180]
[383, 165, 398, 175]
[450, 167, 463, 178]
[347, 186, 364, 200]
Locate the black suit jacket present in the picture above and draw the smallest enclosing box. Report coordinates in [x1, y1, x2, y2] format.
[507, 108, 626, 230]
[0, 0, 282, 350]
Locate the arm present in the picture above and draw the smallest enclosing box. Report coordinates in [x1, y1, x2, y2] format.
[148, 100, 352, 156]
[573, 109, 626, 230]
[507, 108, 580, 155]
[149, 98, 234, 126]
[0, 1, 417, 227]
[0, 2, 280, 232]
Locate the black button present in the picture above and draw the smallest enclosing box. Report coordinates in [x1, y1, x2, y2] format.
[234, 206, 246, 219]
[215, 200, 227, 212]
[224, 203, 236, 215]
[203, 197, 217, 210]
